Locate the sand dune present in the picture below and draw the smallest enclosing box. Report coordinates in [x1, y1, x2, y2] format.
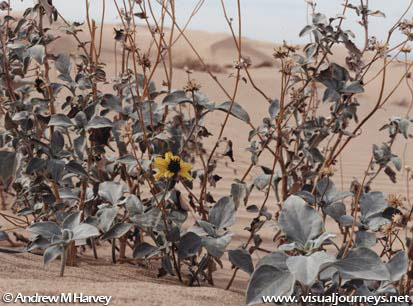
[2, 12, 413, 305]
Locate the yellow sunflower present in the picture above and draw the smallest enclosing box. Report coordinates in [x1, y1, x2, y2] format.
[153, 152, 192, 181]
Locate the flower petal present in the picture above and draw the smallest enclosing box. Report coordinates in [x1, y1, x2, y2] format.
[165, 152, 174, 162]
[179, 169, 193, 181]
[155, 171, 164, 180]
[165, 171, 175, 178]
[179, 161, 192, 172]
[154, 157, 168, 170]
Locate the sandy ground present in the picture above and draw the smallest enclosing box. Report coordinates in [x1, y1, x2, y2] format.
[1, 15, 413, 305]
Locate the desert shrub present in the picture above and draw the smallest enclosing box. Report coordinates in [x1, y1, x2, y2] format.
[0, 1, 413, 305]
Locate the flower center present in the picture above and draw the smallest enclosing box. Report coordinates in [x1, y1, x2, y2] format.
[168, 158, 181, 174]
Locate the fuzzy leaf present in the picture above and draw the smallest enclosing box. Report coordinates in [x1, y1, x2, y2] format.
[0, 151, 16, 185]
[133, 242, 158, 259]
[286, 251, 335, 286]
[386, 251, 408, 281]
[209, 197, 236, 230]
[360, 192, 388, 220]
[101, 223, 133, 240]
[268, 99, 280, 119]
[246, 265, 295, 306]
[55, 53, 71, 75]
[99, 182, 124, 205]
[48, 114, 73, 127]
[28, 45, 45, 64]
[27, 221, 62, 239]
[228, 248, 254, 275]
[278, 195, 323, 247]
[334, 247, 390, 280]
[162, 90, 191, 106]
[216, 101, 250, 123]
[202, 233, 232, 258]
[178, 232, 202, 258]
[72, 223, 100, 240]
[43, 245, 63, 265]
[62, 212, 81, 231]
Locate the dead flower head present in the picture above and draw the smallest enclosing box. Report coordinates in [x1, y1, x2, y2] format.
[387, 194, 404, 208]
[184, 80, 201, 92]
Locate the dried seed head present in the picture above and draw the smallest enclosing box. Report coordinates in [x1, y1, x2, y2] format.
[387, 194, 404, 208]
[184, 79, 201, 92]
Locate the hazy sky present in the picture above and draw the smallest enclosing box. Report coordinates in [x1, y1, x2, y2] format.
[9, 0, 413, 45]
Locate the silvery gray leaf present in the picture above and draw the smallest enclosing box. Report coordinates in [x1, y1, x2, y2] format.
[278, 195, 323, 247]
[256, 251, 289, 271]
[133, 242, 159, 259]
[43, 245, 63, 265]
[98, 181, 124, 205]
[125, 195, 144, 216]
[209, 196, 236, 230]
[312, 232, 336, 249]
[86, 116, 113, 130]
[334, 247, 390, 280]
[339, 215, 359, 227]
[268, 99, 280, 119]
[253, 174, 271, 191]
[178, 232, 202, 258]
[97, 207, 119, 232]
[386, 251, 408, 281]
[72, 223, 99, 241]
[228, 248, 254, 275]
[58, 188, 79, 201]
[367, 216, 390, 231]
[162, 90, 191, 106]
[278, 242, 299, 251]
[360, 192, 388, 220]
[195, 220, 217, 237]
[101, 94, 123, 112]
[246, 265, 295, 306]
[399, 119, 410, 139]
[101, 223, 133, 240]
[62, 211, 81, 231]
[299, 25, 315, 37]
[27, 45, 45, 64]
[131, 207, 161, 229]
[27, 221, 62, 239]
[312, 13, 328, 25]
[65, 160, 88, 178]
[231, 181, 247, 209]
[47, 159, 65, 182]
[202, 233, 233, 258]
[55, 53, 71, 75]
[0, 151, 16, 185]
[216, 101, 250, 123]
[73, 135, 85, 160]
[48, 114, 73, 127]
[355, 231, 376, 248]
[286, 252, 335, 286]
[342, 81, 364, 94]
[51, 130, 64, 155]
[323, 202, 346, 222]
